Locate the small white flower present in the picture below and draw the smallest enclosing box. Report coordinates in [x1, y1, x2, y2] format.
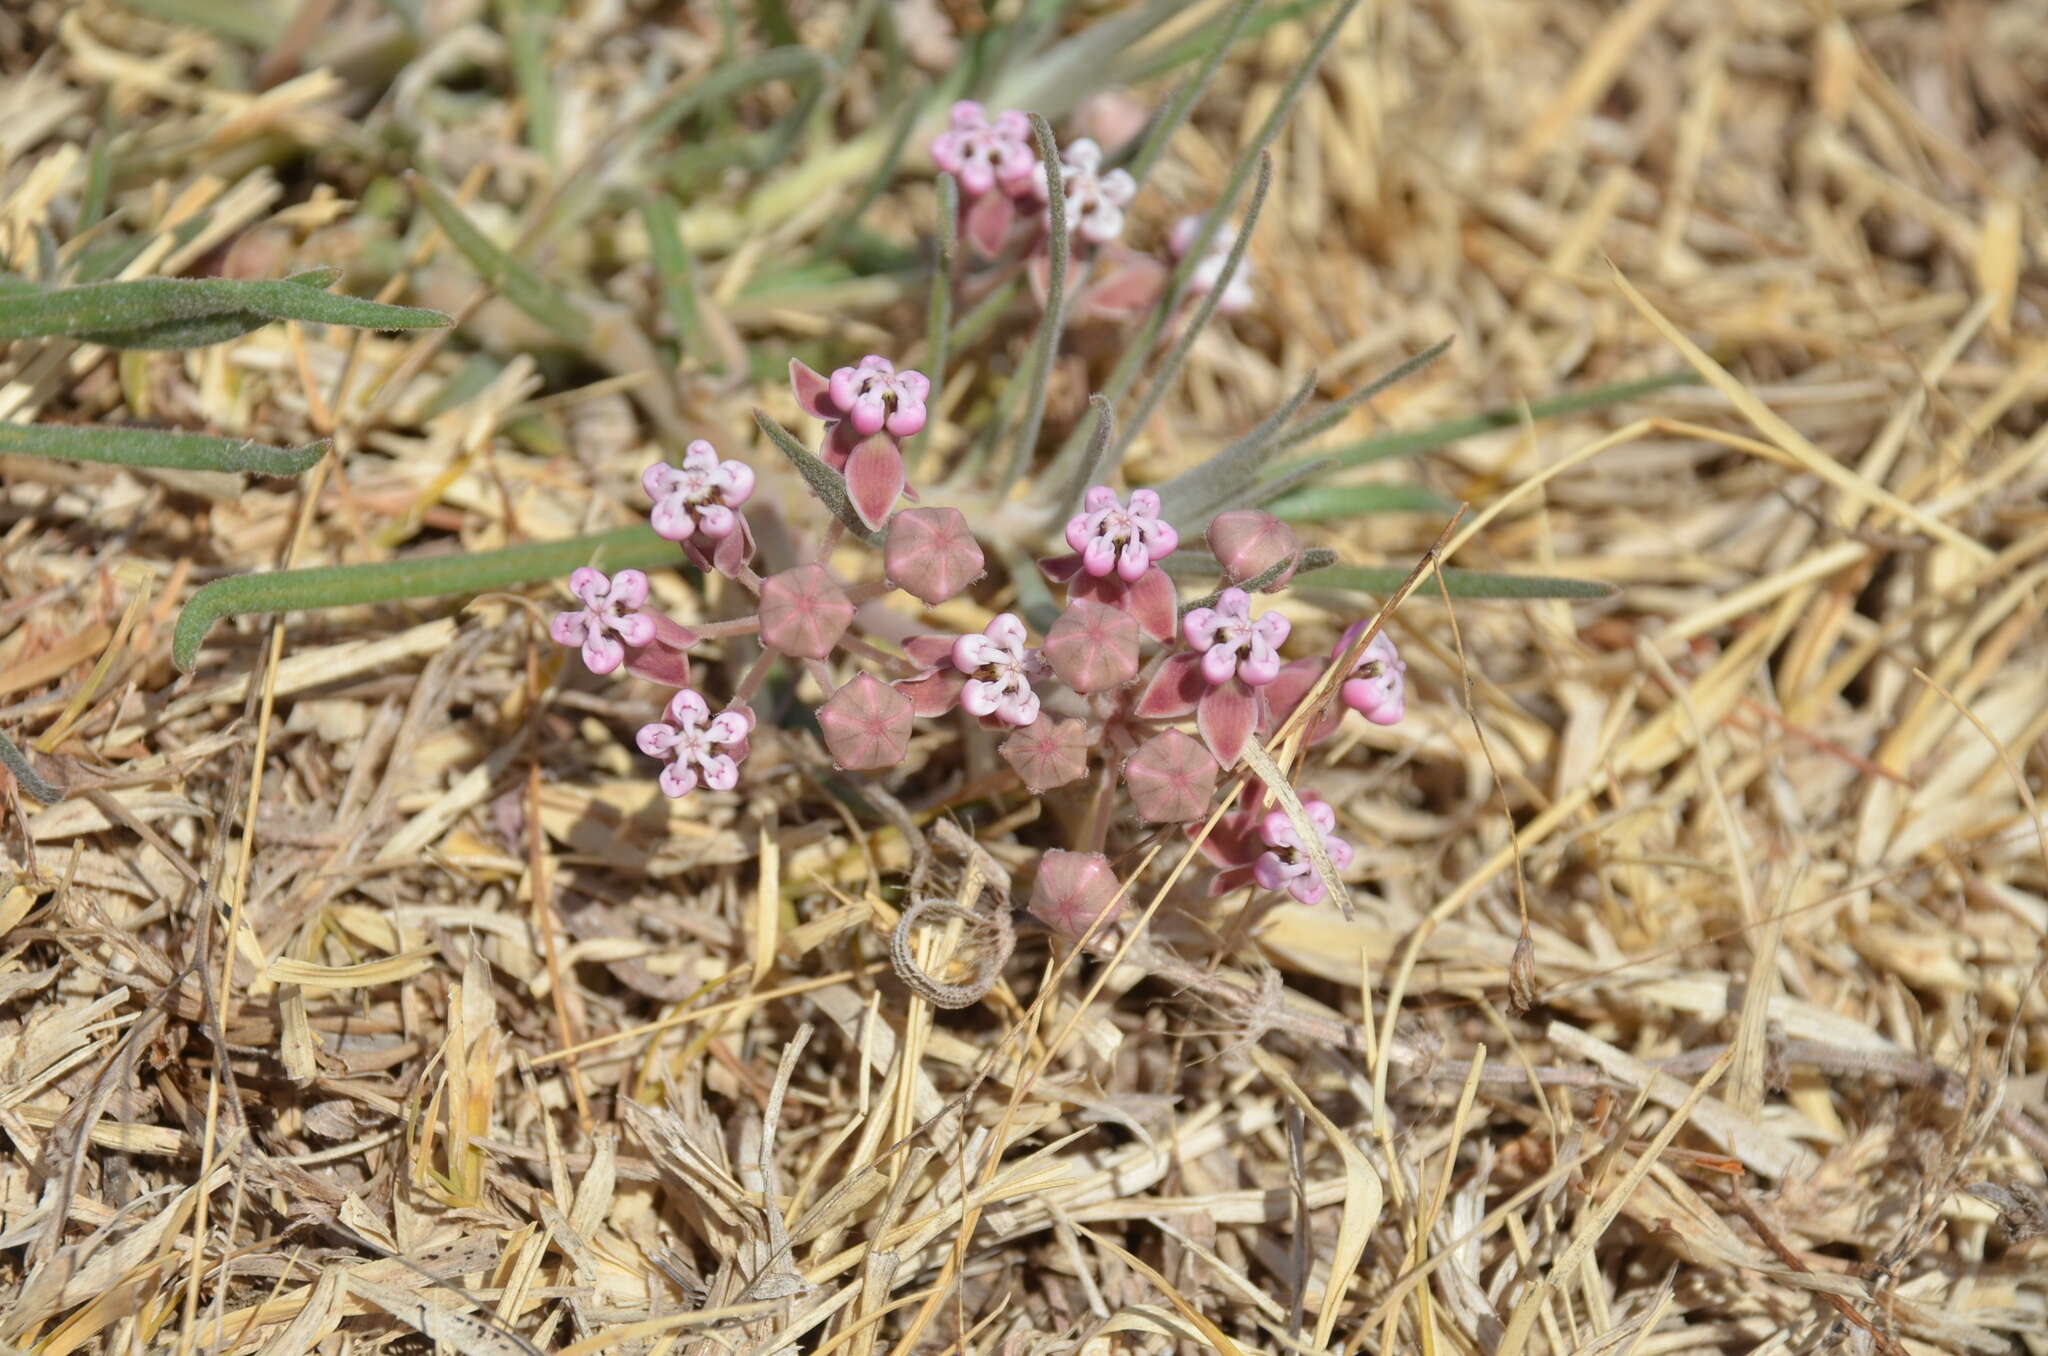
[636, 690, 754, 797]
[644, 441, 755, 543]
[1034, 139, 1135, 246]
[950, 613, 1047, 727]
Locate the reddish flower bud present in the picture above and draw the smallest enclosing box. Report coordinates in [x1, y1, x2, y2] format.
[1042, 600, 1139, 694]
[817, 673, 914, 770]
[1206, 509, 1299, 591]
[1029, 849, 1125, 938]
[886, 506, 985, 605]
[1000, 716, 1090, 793]
[758, 564, 855, 660]
[1122, 729, 1219, 823]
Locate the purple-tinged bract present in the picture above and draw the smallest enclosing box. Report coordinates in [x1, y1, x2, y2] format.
[1030, 850, 1124, 938]
[886, 506, 985, 605]
[1043, 600, 1139, 694]
[758, 564, 855, 660]
[818, 674, 914, 770]
[1122, 729, 1219, 824]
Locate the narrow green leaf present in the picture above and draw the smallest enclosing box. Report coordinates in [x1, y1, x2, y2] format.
[1155, 368, 1318, 523]
[501, 0, 560, 161]
[998, 115, 1070, 492]
[0, 729, 64, 804]
[926, 173, 958, 415]
[1122, 0, 1257, 185]
[1307, 565, 1617, 600]
[1056, 395, 1117, 520]
[639, 193, 719, 372]
[0, 422, 327, 477]
[1266, 483, 1454, 520]
[1272, 337, 1454, 455]
[0, 272, 450, 348]
[173, 525, 679, 672]
[751, 409, 884, 545]
[408, 173, 589, 345]
[117, 0, 285, 45]
[1277, 369, 1700, 474]
[1123, 0, 1323, 85]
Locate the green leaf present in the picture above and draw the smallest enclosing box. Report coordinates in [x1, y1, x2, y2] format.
[998, 115, 1071, 492]
[0, 422, 326, 477]
[1266, 483, 1454, 521]
[1276, 369, 1700, 474]
[0, 271, 451, 348]
[408, 173, 590, 345]
[1306, 565, 1617, 600]
[173, 525, 679, 672]
[751, 409, 884, 545]
[1271, 337, 1454, 456]
[0, 729, 63, 804]
[1122, 0, 1257, 185]
[639, 193, 722, 373]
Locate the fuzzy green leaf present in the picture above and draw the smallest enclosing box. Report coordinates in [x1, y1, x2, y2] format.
[173, 525, 678, 672]
[0, 270, 450, 348]
[1307, 565, 1617, 600]
[0, 422, 326, 477]
[1266, 483, 1454, 521]
[751, 409, 885, 545]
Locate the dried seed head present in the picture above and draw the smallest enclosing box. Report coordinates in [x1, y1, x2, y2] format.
[758, 564, 856, 660]
[1043, 599, 1139, 694]
[999, 716, 1090, 793]
[1206, 509, 1299, 591]
[817, 673, 913, 770]
[886, 506, 985, 605]
[1122, 729, 1219, 823]
[1029, 849, 1124, 938]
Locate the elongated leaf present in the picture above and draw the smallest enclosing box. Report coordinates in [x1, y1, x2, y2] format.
[1, 730, 64, 804]
[1274, 369, 1699, 474]
[1271, 337, 1453, 454]
[0, 422, 326, 476]
[1307, 565, 1616, 600]
[1122, 0, 1257, 184]
[998, 115, 1070, 490]
[173, 525, 679, 672]
[925, 173, 957, 425]
[1154, 368, 1317, 523]
[751, 409, 885, 545]
[408, 173, 590, 344]
[639, 192, 723, 372]
[1267, 483, 1453, 521]
[0, 270, 450, 347]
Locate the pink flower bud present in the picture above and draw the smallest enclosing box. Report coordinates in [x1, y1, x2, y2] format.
[758, 564, 855, 660]
[818, 673, 913, 770]
[1206, 509, 1298, 591]
[1029, 849, 1124, 938]
[1000, 716, 1090, 793]
[1122, 729, 1219, 824]
[886, 506, 985, 605]
[1042, 600, 1139, 694]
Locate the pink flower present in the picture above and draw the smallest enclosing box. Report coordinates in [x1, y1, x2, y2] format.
[1032, 138, 1134, 246]
[1064, 486, 1179, 583]
[1168, 214, 1255, 315]
[951, 613, 1047, 727]
[1252, 794, 1354, 906]
[549, 567, 656, 676]
[931, 101, 1037, 199]
[643, 441, 754, 543]
[1335, 622, 1407, 726]
[1182, 588, 1289, 687]
[828, 355, 930, 440]
[636, 690, 753, 797]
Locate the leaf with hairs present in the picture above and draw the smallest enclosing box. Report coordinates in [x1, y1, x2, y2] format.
[0, 422, 326, 477]
[751, 410, 885, 545]
[1307, 565, 1615, 600]
[1267, 336, 1453, 455]
[0, 270, 449, 348]
[997, 114, 1070, 491]
[1154, 369, 1317, 524]
[408, 173, 589, 344]
[1120, 0, 1258, 184]
[1266, 482, 1454, 521]
[173, 525, 680, 672]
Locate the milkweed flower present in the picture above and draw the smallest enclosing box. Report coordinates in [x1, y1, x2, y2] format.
[1335, 622, 1407, 726]
[951, 613, 1047, 727]
[1183, 588, 1289, 687]
[1253, 794, 1354, 906]
[643, 442, 754, 543]
[930, 101, 1038, 199]
[549, 567, 657, 676]
[829, 355, 930, 440]
[1065, 486, 1179, 583]
[1034, 138, 1135, 246]
[636, 690, 753, 797]
[1168, 214, 1255, 315]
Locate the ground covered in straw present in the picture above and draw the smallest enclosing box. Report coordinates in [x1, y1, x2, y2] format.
[2, 1, 2046, 1352]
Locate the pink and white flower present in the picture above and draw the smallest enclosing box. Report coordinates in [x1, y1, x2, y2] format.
[1182, 588, 1289, 687]
[1252, 794, 1354, 906]
[549, 567, 656, 676]
[636, 690, 753, 797]
[829, 355, 930, 440]
[1335, 621, 1407, 726]
[1033, 138, 1135, 246]
[930, 101, 1038, 198]
[1064, 486, 1179, 583]
[1168, 214, 1255, 315]
[951, 613, 1047, 727]
[643, 442, 754, 543]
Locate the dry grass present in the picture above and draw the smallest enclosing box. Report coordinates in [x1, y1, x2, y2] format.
[2, 1, 2047, 1352]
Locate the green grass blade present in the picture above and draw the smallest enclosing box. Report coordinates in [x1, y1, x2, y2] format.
[501, 0, 560, 161]
[408, 173, 590, 345]
[1306, 565, 1617, 600]
[0, 423, 327, 477]
[1265, 482, 1453, 520]
[1124, 0, 1322, 84]
[997, 115, 1070, 492]
[639, 193, 721, 373]
[173, 525, 679, 672]
[1276, 369, 1700, 474]
[0, 271, 450, 347]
